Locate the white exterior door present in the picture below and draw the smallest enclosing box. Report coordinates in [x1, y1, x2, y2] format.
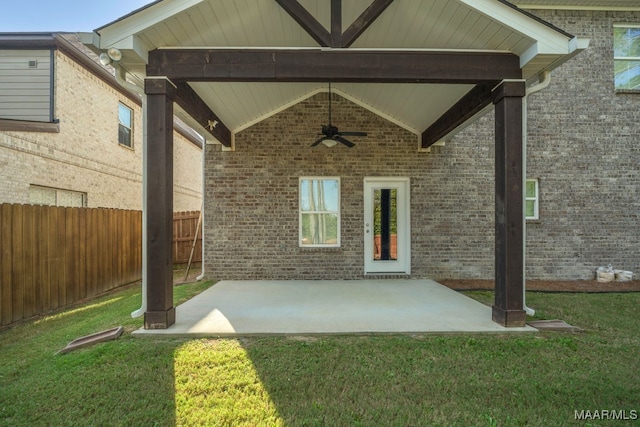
[364, 177, 411, 274]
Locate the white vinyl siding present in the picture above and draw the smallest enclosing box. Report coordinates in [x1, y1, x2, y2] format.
[0, 49, 53, 122]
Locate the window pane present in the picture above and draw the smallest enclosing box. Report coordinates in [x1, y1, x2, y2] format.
[631, 28, 640, 57]
[372, 189, 398, 234]
[614, 27, 630, 57]
[57, 190, 85, 207]
[373, 189, 398, 261]
[614, 27, 640, 58]
[526, 180, 536, 198]
[526, 200, 535, 218]
[300, 180, 313, 211]
[118, 104, 132, 127]
[29, 186, 56, 205]
[300, 179, 339, 212]
[119, 124, 132, 147]
[615, 60, 640, 90]
[301, 213, 338, 245]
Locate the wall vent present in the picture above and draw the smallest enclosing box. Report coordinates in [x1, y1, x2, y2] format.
[28, 60, 38, 68]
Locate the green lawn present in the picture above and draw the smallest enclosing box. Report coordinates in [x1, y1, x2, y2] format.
[0, 282, 638, 426]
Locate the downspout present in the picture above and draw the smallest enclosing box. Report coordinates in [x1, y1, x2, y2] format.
[196, 138, 206, 281]
[111, 64, 205, 306]
[109, 66, 148, 319]
[522, 70, 551, 317]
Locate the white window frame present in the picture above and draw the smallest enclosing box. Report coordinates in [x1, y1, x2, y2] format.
[29, 185, 88, 207]
[299, 177, 341, 248]
[118, 102, 134, 148]
[525, 178, 539, 220]
[613, 24, 640, 91]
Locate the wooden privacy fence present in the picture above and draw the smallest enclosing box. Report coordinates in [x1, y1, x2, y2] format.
[0, 204, 142, 327]
[173, 210, 202, 264]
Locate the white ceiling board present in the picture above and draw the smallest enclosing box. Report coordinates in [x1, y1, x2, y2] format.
[190, 82, 325, 131]
[188, 82, 474, 135]
[90, 0, 583, 143]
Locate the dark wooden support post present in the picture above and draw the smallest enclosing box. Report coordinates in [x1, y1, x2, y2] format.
[144, 77, 176, 329]
[492, 80, 526, 327]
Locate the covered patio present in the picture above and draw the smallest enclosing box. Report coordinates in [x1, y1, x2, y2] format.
[83, 0, 587, 330]
[133, 280, 535, 336]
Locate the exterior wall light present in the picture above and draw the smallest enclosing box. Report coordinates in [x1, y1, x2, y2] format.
[99, 47, 123, 66]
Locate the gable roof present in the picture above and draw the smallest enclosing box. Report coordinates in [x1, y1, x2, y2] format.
[83, 0, 588, 146]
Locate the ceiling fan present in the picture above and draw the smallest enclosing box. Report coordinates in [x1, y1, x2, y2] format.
[312, 83, 367, 148]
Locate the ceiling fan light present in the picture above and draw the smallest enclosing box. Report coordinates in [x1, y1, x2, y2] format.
[321, 139, 338, 148]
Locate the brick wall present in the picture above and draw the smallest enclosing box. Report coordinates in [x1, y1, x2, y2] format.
[204, 9, 640, 282]
[204, 92, 496, 280]
[519, 9, 640, 279]
[0, 49, 202, 211]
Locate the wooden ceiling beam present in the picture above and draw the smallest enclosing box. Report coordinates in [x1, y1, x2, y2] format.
[421, 83, 497, 149]
[173, 81, 232, 147]
[147, 49, 521, 84]
[331, 0, 342, 48]
[276, 0, 394, 48]
[342, 0, 395, 48]
[275, 0, 331, 47]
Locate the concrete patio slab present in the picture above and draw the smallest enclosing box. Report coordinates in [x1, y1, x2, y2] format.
[133, 280, 536, 337]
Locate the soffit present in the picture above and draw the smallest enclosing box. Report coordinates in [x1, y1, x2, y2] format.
[511, 0, 640, 9]
[91, 0, 582, 143]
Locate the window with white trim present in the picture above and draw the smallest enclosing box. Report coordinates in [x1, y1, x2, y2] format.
[614, 25, 640, 91]
[525, 179, 539, 220]
[29, 185, 87, 207]
[118, 102, 133, 147]
[299, 178, 340, 247]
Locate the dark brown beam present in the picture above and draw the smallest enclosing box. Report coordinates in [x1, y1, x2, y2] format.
[492, 80, 526, 328]
[147, 49, 522, 84]
[421, 83, 497, 149]
[275, 0, 330, 47]
[331, 0, 342, 48]
[144, 77, 176, 330]
[174, 81, 232, 147]
[342, 0, 394, 48]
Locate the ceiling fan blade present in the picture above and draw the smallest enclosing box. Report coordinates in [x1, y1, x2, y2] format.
[338, 131, 367, 137]
[311, 137, 326, 147]
[335, 135, 355, 148]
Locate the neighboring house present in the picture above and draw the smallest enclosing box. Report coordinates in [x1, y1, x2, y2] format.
[83, 0, 638, 329]
[0, 32, 202, 211]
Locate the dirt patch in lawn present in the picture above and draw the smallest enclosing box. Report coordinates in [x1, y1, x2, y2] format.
[439, 279, 640, 293]
[173, 265, 202, 285]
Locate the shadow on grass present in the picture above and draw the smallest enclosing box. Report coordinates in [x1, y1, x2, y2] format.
[3, 286, 639, 426]
[234, 292, 640, 426]
[0, 282, 207, 427]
